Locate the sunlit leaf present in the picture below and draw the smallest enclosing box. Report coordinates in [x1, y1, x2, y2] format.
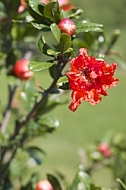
[20, 78, 38, 112]
[70, 165, 92, 190]
[29, 61, 53, 71]
[27, 0, 43, 21]
[31, 21, 50, 31]
[76, 20, 104, 33]
[57, 75, 68, 86]
[69, 8, 83, 19]
[57, 76, 69, 90]
[50, 23, 61, 43]
[38, 116, 59, 128]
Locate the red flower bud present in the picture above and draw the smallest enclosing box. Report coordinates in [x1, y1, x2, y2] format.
[36, 180, 54, 190]
[12, 59, 33, 80]
[98, 142, 112, 158]
[58, 18, 76, 36]
[18, 0, 27, 13]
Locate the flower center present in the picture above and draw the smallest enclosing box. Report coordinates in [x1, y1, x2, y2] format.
[79, 68, 96, 86]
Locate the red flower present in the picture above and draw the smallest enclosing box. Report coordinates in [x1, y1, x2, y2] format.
[66, 48, 119, 111]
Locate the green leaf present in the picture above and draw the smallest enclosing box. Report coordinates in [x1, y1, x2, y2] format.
[24, 146, 46, 165]
[31, 21, 50, 31]
[28, 0, 40, 13]
[27, 0, 43, 21]
[47, 174, 62, 190]
[47, 49, 56, 56]
[38, 35, 55, 56]
[70, 165, 92, 190]
[43, 1, 62, 23]
[27, 0, 52, 25]
[73, 38, 89, 49]
[25, 146, 46, 156]
[116, 178, 126, 190]
[57, 76, 68, 86]
[27, 153, 41, 165]
[26, 119, 53, 137]
[57, 76, 69, 90]
[29, 61, 53, 72]
[21, 173, 39, 190]
[76, 20, 104, 33]
[38, 116, 59, 128]
[37, 93, 68, 116]
[20, 78, 38, 112]
[69, 8, 83, 19]
[90, 184, 102, 190]
[59, 33, 71, 53]
[50, 23, 61, 43]
[38, 2, 45, 14]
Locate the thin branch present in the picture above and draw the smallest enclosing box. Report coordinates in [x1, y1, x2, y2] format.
[0, 147, 17, 181]
[0, 84, 18, 134]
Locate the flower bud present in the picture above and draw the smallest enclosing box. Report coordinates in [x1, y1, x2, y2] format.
[58, 18, 76, 36]
[98, 142, 112, 158]
[12, 59, 33, 80]
[36, 180, 53, 190]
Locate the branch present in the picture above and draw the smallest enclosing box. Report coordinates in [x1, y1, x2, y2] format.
[0, 84, 18, 134]
[0, 58, 68, 182]
[10, 59, 67, 141]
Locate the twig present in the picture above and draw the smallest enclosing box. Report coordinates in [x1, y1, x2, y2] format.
[0, 84, 18, 134]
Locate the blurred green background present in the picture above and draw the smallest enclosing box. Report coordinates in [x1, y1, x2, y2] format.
[1, 0, 126, 188]
[29, 0, 126, 187]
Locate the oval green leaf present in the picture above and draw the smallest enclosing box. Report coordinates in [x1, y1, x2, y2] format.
[57, 75, 68, 86]
[50, 23, 61, 43]
[76, 20, 104, 33]
[29, 61, 53, 72]
[59, 33, 71, 53]
[31, 22, 50, 31]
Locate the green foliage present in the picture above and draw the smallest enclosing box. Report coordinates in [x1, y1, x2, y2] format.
[24, 146, 46, 165]
[47, 174, 62, 190]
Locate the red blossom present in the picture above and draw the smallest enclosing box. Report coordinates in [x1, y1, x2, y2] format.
[66, 48, 119, 111]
